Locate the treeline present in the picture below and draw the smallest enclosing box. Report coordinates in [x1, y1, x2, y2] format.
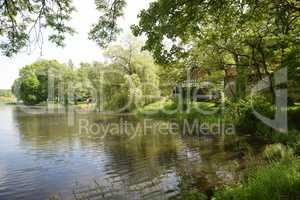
[131, 0, 300, 103]
[130, 0, 300, 137]
[0, 89, 14, 103]
[12, 40, 161, 112]
[0, 89, 12, 97]
[10, 1, 300, 110]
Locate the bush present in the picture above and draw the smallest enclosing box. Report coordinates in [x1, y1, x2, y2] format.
[226, 97, 274, 134]
[267, 130, 300, 146]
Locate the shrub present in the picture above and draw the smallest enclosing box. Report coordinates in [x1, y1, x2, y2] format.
[268, 130, 300, 146]
[226, 96, 274, 134]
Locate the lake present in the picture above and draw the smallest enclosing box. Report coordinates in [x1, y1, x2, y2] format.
[0, 105, 263, 200]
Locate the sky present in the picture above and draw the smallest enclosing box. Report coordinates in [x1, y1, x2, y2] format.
[0, 0, 151, 89]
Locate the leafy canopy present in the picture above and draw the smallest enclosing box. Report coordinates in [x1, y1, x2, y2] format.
[0, 0, 129, 56]
[0, 0, 75, 56]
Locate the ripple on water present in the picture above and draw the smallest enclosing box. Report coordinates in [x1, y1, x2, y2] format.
[0, 106, 264, 200]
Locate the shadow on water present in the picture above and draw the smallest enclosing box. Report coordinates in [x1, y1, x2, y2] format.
[0, 105, 265, 200]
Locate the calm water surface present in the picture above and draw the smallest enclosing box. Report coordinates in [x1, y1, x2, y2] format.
[0, 105, 262, 200]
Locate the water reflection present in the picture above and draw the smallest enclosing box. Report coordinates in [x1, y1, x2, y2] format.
[0, 106, 263, 200]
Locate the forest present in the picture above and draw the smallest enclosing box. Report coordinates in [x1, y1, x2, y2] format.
[1, 0, 300, 199]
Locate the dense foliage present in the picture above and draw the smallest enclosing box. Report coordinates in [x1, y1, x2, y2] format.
[12, 39, 161, 109]
[12, 60, 70, 105]
[132, 0, 300, 102]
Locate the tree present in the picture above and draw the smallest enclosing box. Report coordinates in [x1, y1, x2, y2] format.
[81, 38, 161, 112]
[86, 62, 106, 111]
[0, 0, 75, 56]
[0, 0, 154, 57]
[19, 74, 40, 105]
[104, 38, 161, 106]
[75, 63, 93, 103]
[0, 0, 130, 56]
[131, 0, 300, 101]
[89, 0, 127, 48]
[12, 59, 68, 105]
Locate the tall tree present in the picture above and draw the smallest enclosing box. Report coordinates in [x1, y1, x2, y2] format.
[12, 60, 69, 105]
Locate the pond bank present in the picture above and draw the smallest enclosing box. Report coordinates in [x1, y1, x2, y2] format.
[5, 101, 300, 200]
[134, 100, 300, 200]
[0, 105, 268, 200]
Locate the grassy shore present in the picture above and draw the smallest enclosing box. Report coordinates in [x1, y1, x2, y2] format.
[174, 157, 300, 200]
[214, 158, 300, 200]
[135, 100, 222, 122]
[136, 100, 300, 200]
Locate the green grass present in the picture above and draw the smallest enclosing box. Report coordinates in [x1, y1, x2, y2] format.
[135, 100, 220, 121]
[214, 159, 300, 200]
